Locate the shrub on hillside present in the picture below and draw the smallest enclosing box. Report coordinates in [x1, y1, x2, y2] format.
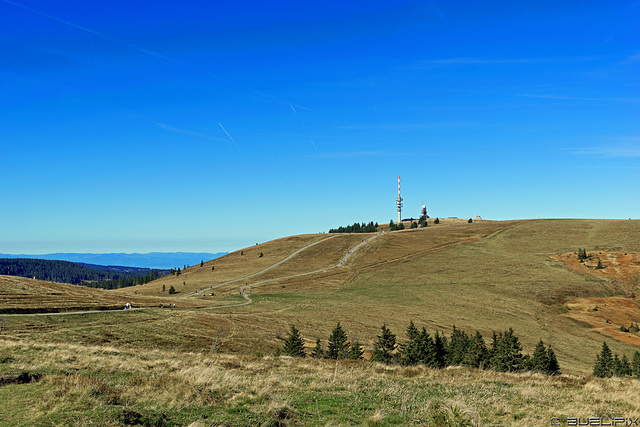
[282, 325, 306, 358]
[326, 323, 350, 360]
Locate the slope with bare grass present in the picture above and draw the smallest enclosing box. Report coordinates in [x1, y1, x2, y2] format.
[1, 338, 639, 426]
[128, 233, 333, 297]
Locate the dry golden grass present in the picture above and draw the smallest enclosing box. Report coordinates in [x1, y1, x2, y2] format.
[127, 233, 331, 297]
[2, 338, 640, 426]
[0, 275, 212, 313]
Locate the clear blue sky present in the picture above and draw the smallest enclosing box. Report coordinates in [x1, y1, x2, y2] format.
[1, 0, 638, 254]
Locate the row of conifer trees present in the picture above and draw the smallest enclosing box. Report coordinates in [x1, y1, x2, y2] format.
[593, 341, 640, 378]
[280, 322, 561, 376]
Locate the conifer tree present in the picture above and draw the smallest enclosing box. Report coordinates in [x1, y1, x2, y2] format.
[434, 331, 448, 368]
[547, 346, 561, 376]
[465, 331, 489, 369]
[399, 321, 420, 365]
[372, 324, 397, 364]
[434, 218, 440, 224]
[282, 325, 306, 358]
[612, 354, 623, 377]
[447, 326, 472, 366]
[593, 341, 613, 378]
[349, 341, 364, 360]
[489, 328, 524, 372]
[529, 340, 550, 373]
[327, 323, 350, 360]
[620, 354, 632, 377]
[311, 338, 324, 359]
[633, 351, 640, 378]
[406, 320, 419, 341]
[417, 328, 439, 368]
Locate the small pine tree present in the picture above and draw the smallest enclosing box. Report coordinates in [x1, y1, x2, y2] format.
[410, 221, 418, 229]
[212, 266, 215, 271]
[447, 326, 471, 366]
[259, 252, 263, 258]
[593, 341, 613, 378]
[282, 325, 306, 358]
[621, 354, 632, 377]
[529, 340, 550, 373]
[434, 331, 448, 368]
[311, 338, 324, 359]
[596, 259, 603, 269]
[168, 285, 176, 294]
[327, 323, 350, 360]
[372, 324, 397, 364]
[349, 341, 364, 360]
[434, 218, 440, 224]
[468, 218, 473, 223]
[489, 328, 524, 372]
[632, 351, 640, 377]
[200, 260, 204, 267]
[465, 331, 488, 369]
[547, 346, 561, 375]
[612, 354, 623, 377]
[399, 321, 420, 365]
[176, 268, 181, 277]
[162, 284, 166, 292]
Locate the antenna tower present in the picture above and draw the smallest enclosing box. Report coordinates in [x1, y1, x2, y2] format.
[396, 175, 403, 223]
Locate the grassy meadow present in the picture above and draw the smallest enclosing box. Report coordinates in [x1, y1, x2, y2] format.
[1, 218, 640, 425]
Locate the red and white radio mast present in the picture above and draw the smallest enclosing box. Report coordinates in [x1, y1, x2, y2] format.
[396, 175, 403, 223]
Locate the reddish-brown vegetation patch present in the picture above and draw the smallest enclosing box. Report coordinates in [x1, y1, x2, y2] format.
[563, 297, 640, 345]
[553, 250, 640, 345]
[552, 250, 640, 288]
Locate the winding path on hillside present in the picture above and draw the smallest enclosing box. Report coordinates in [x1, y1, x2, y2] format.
[186, 232, 384, 310]
[0, 233, 381, 316]
[182, 235, 340, 298]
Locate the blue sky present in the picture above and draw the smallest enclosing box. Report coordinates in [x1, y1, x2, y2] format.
[1, 0, 638, 254]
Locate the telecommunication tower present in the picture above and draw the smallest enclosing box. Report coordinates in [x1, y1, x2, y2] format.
[396, 175, 403, 223]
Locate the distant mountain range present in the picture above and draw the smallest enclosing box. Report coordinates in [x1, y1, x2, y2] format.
[0, 252, 227, 269]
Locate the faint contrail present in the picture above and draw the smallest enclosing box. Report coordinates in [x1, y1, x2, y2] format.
[1, 0, 178, 63]
[218, 123, 238, 147]
[290, 104, 318, 150]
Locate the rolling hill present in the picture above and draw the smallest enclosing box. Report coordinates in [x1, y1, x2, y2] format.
[1, 218, 640, 425]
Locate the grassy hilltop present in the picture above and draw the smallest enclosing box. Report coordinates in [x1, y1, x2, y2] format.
[1, 218, 640, 425]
